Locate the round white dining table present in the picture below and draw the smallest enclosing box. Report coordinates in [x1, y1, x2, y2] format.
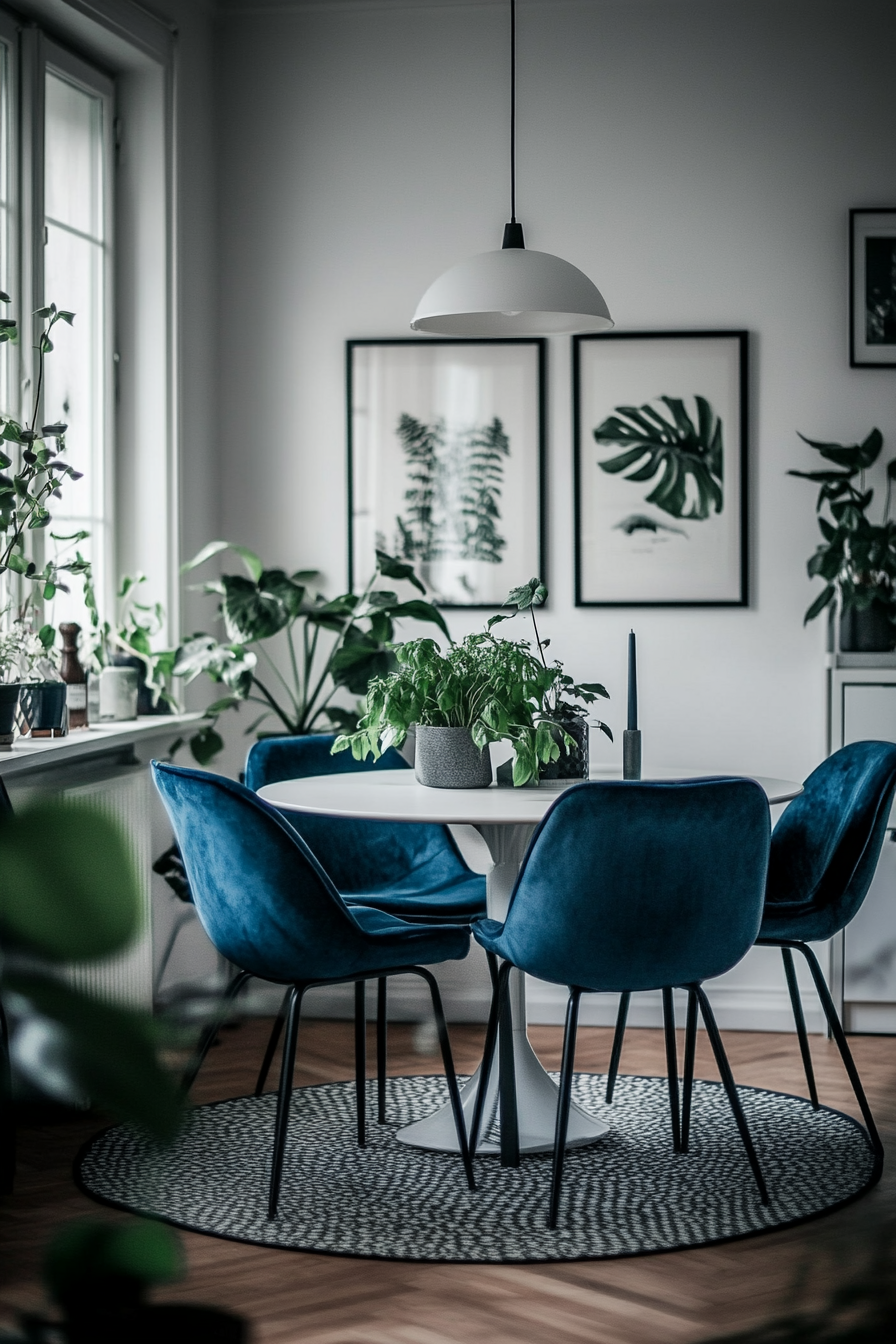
[258, 766, 802, 1159]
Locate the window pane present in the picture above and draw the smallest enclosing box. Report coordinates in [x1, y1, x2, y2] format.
[43, 68, 110, 632]
[0, 41, 11, 417]
[44, 72, 103, 240]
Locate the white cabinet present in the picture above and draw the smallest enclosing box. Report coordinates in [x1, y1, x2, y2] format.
[827, 655, 896, 1032]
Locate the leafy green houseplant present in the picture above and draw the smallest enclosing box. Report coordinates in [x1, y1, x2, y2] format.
[334, 585, 611, 787]
[789, 428, 896, 650]
[487, 577, 611, 778]
[0, 801, 246, 1341]
[77, 565, 179, 713]
[173, 543, 449, 764]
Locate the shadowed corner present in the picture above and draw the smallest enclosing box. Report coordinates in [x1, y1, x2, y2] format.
[700, 1083, 896, 1343]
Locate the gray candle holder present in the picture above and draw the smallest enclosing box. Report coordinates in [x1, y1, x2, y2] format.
[623, 729, 641, 781]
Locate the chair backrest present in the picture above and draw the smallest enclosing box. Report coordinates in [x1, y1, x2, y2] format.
[765, 740, 896, 936]
[152, 760, 374, 983]
[244, 734, 471, 892]
[498, 778, 770, 992]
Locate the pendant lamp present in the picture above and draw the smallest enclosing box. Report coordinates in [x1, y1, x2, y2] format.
[411, 0, 613, 337]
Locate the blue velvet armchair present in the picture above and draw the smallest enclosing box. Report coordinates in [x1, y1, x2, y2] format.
[471, 777, 771, 1227]
[152, 761, 475, 1216]
[245, 735, 487, 1120]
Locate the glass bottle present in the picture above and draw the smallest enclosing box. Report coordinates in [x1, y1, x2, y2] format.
[59, 622, 88, 729]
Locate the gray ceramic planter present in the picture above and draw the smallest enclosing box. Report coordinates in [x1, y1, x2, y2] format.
[414, 725, 493, 789]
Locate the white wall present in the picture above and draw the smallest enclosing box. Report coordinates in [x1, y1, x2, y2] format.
[205, 0, 896, 1026]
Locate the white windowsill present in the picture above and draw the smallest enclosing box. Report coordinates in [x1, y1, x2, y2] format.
[0, 711, 205, 777]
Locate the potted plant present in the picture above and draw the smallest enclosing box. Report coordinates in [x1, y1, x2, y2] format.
[790, 427, 896, 652]
[487, 578, 612, 779]
[76, 565, 179, 719]
[334, 605, 612, 788]
[172, 543, 449, 764]
[0, 606, 62, 737]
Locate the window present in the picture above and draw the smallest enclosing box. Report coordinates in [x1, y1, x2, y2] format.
[0, 5, 175, 650]
[43, 48, 115, 627]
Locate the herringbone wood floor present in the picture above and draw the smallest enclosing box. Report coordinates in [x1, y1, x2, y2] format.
[2, 1015, 895, 1342]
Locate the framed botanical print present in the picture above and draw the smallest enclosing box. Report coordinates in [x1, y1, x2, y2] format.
[347, 338, 545, 607]
[850, 209, 896, 367]
[574, 331, 748, 607]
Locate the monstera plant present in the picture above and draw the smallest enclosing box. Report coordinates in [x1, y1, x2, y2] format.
[173, 543, 450, 763]
[594, 395, 724, 521]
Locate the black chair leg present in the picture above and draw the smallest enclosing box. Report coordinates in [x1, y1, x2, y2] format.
[268, 985, 304, 1219]
[548, 987, 582, 1230]
[469, 955, 502, 1155]
[0, 998, 14, 1195]
[695, 986, 769, 1204]
[376, 977, 388, 1124]
[795, 941, 883, 1161]
[413, 967, 476, 1192]
[662, 987, 682, 1153]
[606, 991, 630, 1103]
[354, 980, 367, 1148]
[254, 988, 292, 1096]
[181, 970, 252, 1095]
[781, 947, 819, 1109]
[497, 961, 519, 1168]
[681, 988, 698, 1153]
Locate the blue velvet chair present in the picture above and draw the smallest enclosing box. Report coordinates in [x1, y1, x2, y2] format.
[471, 778, 771, 1228]
[606, 741, 896, 1165]
[152, 761, 475, 1217]
[755, 740, 896, 1161]
[245, 735, 487, 1119]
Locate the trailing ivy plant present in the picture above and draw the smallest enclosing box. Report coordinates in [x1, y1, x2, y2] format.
[172, 544, 450, 764]
[788, 428, 896, 624]
[594, 395, 724, 521]
[0, 299, 86, 600]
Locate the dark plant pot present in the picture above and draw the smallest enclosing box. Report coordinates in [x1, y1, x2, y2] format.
[19, 681, 67, 734]
[111, 653, 170, 716]
[839, 605, 896, 653]
[414, 725, 492, 789]
[0, 683, 20, 737]
[539, 712, 590, 781]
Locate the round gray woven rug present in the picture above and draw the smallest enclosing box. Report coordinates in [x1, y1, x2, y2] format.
[75, 1074, 878, 1263]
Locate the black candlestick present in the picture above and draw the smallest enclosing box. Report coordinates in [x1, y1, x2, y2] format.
[624, 630, 641, 779]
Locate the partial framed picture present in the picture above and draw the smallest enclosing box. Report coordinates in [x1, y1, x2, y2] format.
[850, 209, 896, 368]
[574, 331, 748, 607]
[348, 338, 545, 607]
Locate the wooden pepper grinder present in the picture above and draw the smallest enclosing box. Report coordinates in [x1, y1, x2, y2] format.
[59, 622, 88, 729]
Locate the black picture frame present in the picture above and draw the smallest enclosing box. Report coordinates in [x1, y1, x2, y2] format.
[347, 338, 546, 608]
[850, 208, 896, 368]
[573, 330, 749, 608]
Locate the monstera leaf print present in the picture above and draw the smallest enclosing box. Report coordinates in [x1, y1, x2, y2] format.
[594, 395, 724, 521]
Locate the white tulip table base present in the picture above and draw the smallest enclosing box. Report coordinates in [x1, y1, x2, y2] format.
[76, 1074, 878, 1264]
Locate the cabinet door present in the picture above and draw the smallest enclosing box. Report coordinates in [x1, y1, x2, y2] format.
[842, 682, 896, 746]
[840, 680, 896, 1030]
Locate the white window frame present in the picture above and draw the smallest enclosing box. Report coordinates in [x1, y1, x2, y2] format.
[0, 0, 177, 643]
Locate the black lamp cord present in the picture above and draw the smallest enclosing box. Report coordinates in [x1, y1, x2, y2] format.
[502, 0, 525, 248]
[510, 0, 516, 224]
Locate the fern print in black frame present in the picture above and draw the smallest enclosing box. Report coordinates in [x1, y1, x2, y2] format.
[573, 331, 748, 607]
[348, 339, 546, 608]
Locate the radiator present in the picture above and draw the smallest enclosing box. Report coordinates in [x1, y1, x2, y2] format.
[8, 762, 154, 1009]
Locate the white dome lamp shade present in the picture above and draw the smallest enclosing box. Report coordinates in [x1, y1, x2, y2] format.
[411, 225, 613, 337]
[410, 2, 613, 338]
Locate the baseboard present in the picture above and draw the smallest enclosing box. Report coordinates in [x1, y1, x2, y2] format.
[241, 977, 828, 1035]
